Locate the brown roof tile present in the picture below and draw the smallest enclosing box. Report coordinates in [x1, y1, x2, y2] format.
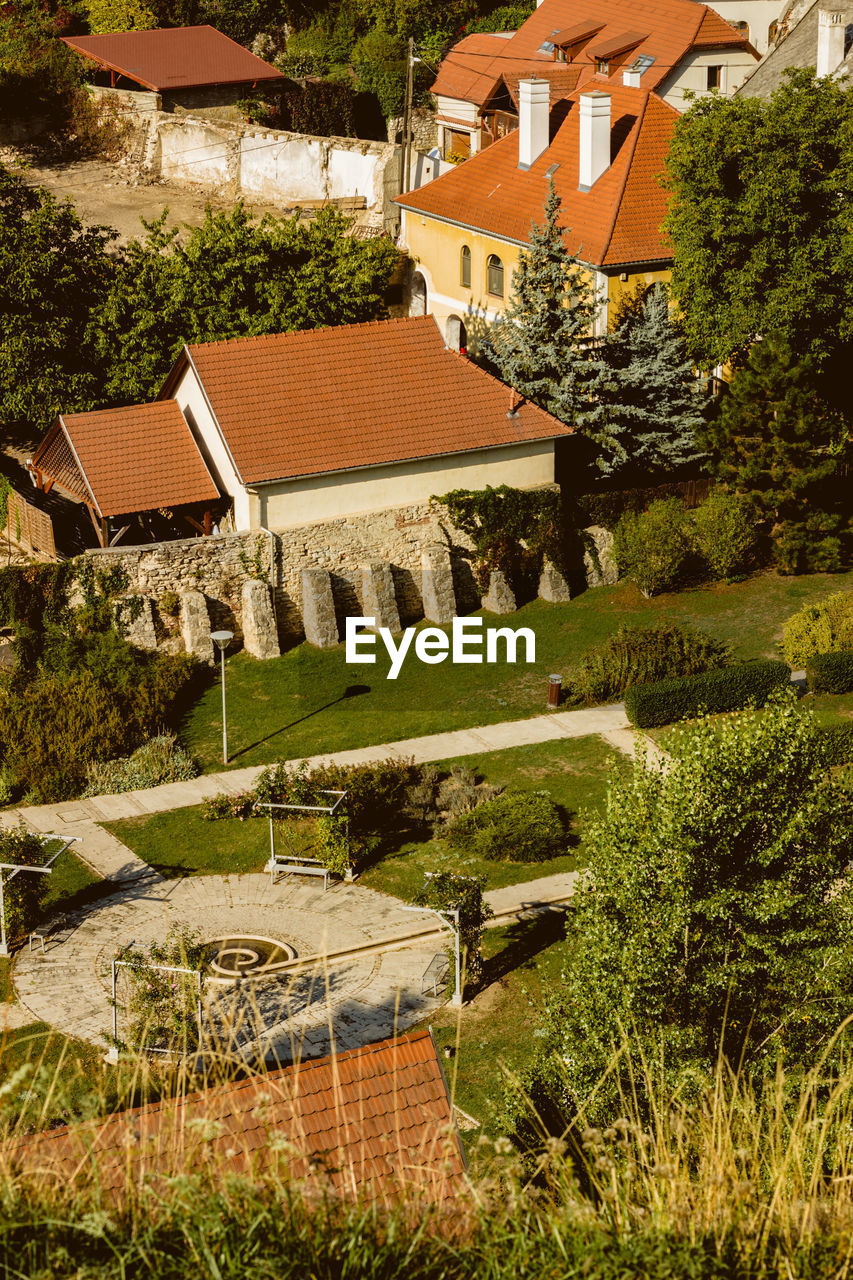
[7, 1031, 466, 1207]
[399, 83, 676, 268]
[432, 0, 753, 106]
[62, 25, 285, 92]
[169, 315, 572, 486]
[31, 402, 219, 518]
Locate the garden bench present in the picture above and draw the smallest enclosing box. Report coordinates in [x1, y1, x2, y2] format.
[28, 913, 70, 955]
[420, 952, 450, 997]
[268, 854, 330, 891]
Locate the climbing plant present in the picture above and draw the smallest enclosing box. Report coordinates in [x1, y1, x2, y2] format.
[115, 925, 207, 1055]
[414, 872, 493, 989]
[0, 826, 56, 940]
[434, 485, 568, 592]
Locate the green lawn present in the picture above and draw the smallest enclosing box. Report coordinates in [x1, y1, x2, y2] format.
[104, 736, 625, 895]
[425, 913, 570, 1134]
[180, 571, 853, 774]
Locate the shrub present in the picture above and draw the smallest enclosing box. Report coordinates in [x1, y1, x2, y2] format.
[806, 651, 853, 695]
[83, 734, 199, 798]
[691, 490, 758, 579]
[159, 591, 180, 617]
[781, 592, 853, 667]
[446, 791, 565, 862]
[624, 660, 791, 728]
[569, 623, 729, 706]
[0, 653, 199, 802]
[613, 499, 692, 597]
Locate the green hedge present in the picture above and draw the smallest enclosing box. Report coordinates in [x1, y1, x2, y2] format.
[806, 651, 853, 694]
[624, 660, 790, 728]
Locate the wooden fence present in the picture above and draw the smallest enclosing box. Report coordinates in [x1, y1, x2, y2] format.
[1, 487, 57, 559]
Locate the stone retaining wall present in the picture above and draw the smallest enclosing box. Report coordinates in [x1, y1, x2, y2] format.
[83, 491, 601, 659]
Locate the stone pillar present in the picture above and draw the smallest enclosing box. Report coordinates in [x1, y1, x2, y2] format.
[360, 561, 401, 632]
[583, 525, 618, 588]
[180, 590, 214, 663]
[420, 544, 456, 624]
[123, 597, 158, 649]
[241, 579, 280, 659]
[538, 557, 572, 603]
[301, 568, 339, 648]
[482, 570, 516, 614]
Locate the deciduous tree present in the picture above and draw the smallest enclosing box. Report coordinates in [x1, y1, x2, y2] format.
[507, 694, 853, 1137]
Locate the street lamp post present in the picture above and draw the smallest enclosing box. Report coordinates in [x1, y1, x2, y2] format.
[210, 630, 234, 765]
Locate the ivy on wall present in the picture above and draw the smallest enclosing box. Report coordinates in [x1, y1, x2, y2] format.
[434, 485, 569, 592]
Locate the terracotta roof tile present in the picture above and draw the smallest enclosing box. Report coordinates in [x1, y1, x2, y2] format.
[398, 83, 676, 268]
[62, 25, 285, 92]
[434, 0, 752, 106]
[169, 315, 571, 486]
[8, 1031, 466, 1207]
[31, 402, 219, 518]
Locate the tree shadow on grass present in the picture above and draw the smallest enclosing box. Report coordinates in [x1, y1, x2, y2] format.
[479, 907, 568, 989]
[229, 684, 371, 761]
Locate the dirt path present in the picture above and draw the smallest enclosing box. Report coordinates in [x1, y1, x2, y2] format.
[1, 152, 291, 243]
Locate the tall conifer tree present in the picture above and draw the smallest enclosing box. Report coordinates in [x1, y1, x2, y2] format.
[597, 283, 707, 478]
[490, 181, 607, 437]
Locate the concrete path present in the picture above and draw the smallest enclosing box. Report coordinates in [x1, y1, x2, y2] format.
[1, 701, 634, 882]
[10, 871, 578, 1062]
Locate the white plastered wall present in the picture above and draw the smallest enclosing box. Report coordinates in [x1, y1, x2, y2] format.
[251, 440, 557, 531]
[658, 48, 760, 106]
[171, 363, 252, 528]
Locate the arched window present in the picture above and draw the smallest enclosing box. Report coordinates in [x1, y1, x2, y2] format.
[460, 244, 471, 289]
[487, 254, 504, 298]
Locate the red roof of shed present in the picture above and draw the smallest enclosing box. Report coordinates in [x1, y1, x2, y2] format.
[7, 1032, 466, 1207]
[62, 25, 285, 92]
[31, 402, 219, 518]
[163, 315, 572, 486]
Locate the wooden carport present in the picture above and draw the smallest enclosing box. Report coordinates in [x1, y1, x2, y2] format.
[27, 402, 224, 548]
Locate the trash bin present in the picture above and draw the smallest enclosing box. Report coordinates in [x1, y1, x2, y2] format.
[547, 674, 562, 708]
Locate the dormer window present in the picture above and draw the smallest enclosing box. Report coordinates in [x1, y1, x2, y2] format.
[596, 58, 609, 74]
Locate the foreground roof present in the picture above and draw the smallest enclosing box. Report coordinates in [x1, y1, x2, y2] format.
[62, 25, 285, 92]
[163, 315, 573, 486]
[7, 1031, 466, 1206]
[399, 83, 677, 268]
[31, 402, 219, 518]
[432, 0, 752, 106]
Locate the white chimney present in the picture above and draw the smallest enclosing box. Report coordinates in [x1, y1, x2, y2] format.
[817, 9, 844, 75]
[622, 66, 642, 87]
[578, 91, 611, 190]
[517, 77, 550, 169]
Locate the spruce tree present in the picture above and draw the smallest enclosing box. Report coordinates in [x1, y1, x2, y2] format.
[490, 180, 608, 438]
[701, 336, 850, 572]
[598, 283, 707, 478]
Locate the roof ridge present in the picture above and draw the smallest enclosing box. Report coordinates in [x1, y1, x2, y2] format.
[188, 314, 434, 356]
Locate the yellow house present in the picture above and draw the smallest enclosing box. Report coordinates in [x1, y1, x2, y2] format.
[397, 77, 677, 350]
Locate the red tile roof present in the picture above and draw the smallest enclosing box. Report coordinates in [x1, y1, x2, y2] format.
[398, 83, 677, 269]
[31, 402, 219, 517]
[62, 25, 285, 92]
[163, 315, 572, 486]
[7, 1032, 466, 1206]
[432, 0, 753, 106]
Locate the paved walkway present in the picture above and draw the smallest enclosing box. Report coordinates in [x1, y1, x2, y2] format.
[11, 871, 578, 1062]
[2, 701, 633, 882]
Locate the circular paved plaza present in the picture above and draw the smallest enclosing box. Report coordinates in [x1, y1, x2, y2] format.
[13, 874, 447, 1064]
